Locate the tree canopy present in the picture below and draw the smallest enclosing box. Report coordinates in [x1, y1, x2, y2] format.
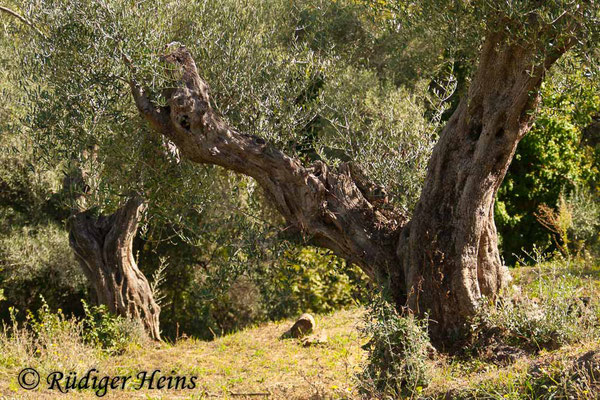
[1, 0, 599, 342]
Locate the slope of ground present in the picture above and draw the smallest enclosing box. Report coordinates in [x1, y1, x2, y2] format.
[1, 261, 600, 399]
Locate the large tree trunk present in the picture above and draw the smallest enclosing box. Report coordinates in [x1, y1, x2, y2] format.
[398, 30, 574, 344]
[127, 21, 574, 344]
[68, 197, 161, 340]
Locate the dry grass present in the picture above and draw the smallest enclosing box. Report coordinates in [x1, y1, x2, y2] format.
[425, 339, 600, 399]
[1, 262, 600, 399]
[0, 308, 366, 399]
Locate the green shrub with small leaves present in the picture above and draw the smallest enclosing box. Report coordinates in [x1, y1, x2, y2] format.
[359, 295, 431, 398]
[565, 186, 600, 257]
[471, 261, 600, 352]
[0, 223, 87, 320]
[81, 301, 147, 353]
[263, 247, 368, 319]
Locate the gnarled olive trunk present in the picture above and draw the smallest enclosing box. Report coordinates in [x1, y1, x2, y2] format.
[68, 197, 161, 340]
[127, 23, 573, 344]
[397, 32, 571, 343]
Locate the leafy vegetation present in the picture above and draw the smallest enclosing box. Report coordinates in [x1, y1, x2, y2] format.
[497, 59, 600, 262]
[359, 297, 431, 397]
[1, 0, 600, 398]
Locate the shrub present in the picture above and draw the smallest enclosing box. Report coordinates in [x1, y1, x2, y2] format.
[496, 58, 600, 264]
[359, 296, 431, 398]
[534, 187, 600, 259]
[263, 247, 369, 319]
[0, 223, 87, 320]
[0, 296, 147, 372]
[81, 301, 148, 353]
[565, 186, 600, 257]
[150, 244, 369, 340]
[472, 260, 599, 352]
[0, 301, 98, 372]
[209, 276, 267, 334]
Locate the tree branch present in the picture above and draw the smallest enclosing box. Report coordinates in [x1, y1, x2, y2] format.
[129, 43, 405, 282]
[0, 5, 46, 38]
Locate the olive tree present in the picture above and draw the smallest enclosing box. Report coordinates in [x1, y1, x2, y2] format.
[14, 0, 600, 345]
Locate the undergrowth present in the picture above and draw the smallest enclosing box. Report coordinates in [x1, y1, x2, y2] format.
[0, 296, 148, 374]
[358, 294, 432, 399]
[360, 257, 600, 399]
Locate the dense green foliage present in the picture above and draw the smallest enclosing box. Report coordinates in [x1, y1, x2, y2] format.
[1, 1, 600, 399]
[497, 60, 600, 262]
[0, 11, 88, 320]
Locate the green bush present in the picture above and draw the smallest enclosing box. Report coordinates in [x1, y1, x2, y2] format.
[472, 261, 599, 352]
[496, 59, 600, 263]
[0, 223, 87, 320]
[359, 296, 431, 398]
[263, 247, 368, 319]
[208, 276, 267, 335]
[565, 186, 600, 257]
[26, 299, 75, 349]
[81, 301, 147, 353]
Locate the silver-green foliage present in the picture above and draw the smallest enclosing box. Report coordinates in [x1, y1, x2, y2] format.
[15, 0, 440, 214]
[359, 296, 431, 397]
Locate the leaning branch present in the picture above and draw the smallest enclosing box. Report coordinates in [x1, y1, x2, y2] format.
[0, 5, 46, 38]
[129, 43, 405, 283]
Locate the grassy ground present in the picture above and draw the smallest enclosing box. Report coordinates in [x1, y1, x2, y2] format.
[1, 261, 599, 399]
[0, 308, 365, 399]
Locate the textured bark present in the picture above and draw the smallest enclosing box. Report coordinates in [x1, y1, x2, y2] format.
[398, 31, 573, 343]
[128, 28, 572, 343]
[129, 46, 405, 300]
[68, 197, 161, 340]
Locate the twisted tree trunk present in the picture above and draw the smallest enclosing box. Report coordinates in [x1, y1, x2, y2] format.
[397, 31, 572, 342]
[127, 22, 574, 345]
[68, 196, 161, 340]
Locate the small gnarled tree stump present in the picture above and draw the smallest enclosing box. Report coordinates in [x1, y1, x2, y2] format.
[68, 196, 161, 340]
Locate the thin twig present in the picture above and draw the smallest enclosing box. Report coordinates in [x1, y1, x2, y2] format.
[229, 392, 270, 397]
[0, 5, 46, 38]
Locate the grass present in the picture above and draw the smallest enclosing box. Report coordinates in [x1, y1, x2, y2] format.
[0, 259, 599, 399]
[0, 308, 365, 399]
[424, 258, 600, 400]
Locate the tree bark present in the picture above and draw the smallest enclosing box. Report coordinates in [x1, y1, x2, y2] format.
[128, 24, 573, 344]
[397, 30, 574, 343]
[68, 196, 161, 340]
[128, 47, 405, 301]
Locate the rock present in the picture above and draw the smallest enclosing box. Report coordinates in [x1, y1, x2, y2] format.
[289, 313, 315, 338]
[301, 332, 327, 347]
